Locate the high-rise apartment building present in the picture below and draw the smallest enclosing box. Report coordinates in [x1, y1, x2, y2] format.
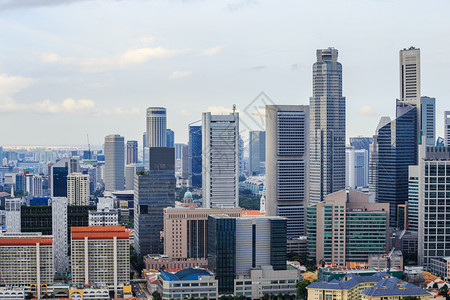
[265, 105, 309, 237]
[134, 147, 175, 256]
[207, 215, 287, 294]
[166, 129, 175, 148]
[71, 226, 130, 298]
[163, 207, 242, 259]
[346, 148, 369, 189]
[146, 107, 167, 147]
[445, 112, 450, 146]
[370, 103, 418, 224]
[0, 233, 53, 295]
[104, 134, 125, 191]
[52, 197, 69, 274]
[126, 141, 138, 164]
[400, 47, 421, 109]
[202, 112, 239, 208]
[188, 125, 202, 188]
[309, 47, 346, 204]
[249, 131, 266, 176]
[306, 189, 389, 266]
[67, 172, 90, 205]
[421, 96, 435, 146]
[416, 141, 450, 267]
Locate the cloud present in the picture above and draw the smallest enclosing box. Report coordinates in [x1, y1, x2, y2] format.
[248, 65, 267, 71]
[0, 0, 90, 11]
[137, 36, 156, 47]
[96, 107, 141, 116]
[0, 73, 34, 112]
[179, 109, 191, 117]
[169, 71, 191, 79]
[358, 105, 378, 116]
[227, 0, 258, 11]
[202, 46, 224, 56]
[41, 46, 190, 73]
[205, 105, 239, 115]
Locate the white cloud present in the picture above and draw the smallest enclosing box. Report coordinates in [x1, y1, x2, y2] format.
[179, 109, 191, 117]
[202, 45, 224, 56]
[169, 71, 191, 79]
[137, 36, 156, 47]
[358, 105, 378, 116]
[96, 107, 141, 116]
[0, 73, 34, 99]
[205, 105, 239, 115]
[41, 43, 190, 73]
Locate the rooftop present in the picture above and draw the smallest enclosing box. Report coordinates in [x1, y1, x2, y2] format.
[160, 268, 212, 281]
[308, 272, 391, 291]
[362, 277, 429, 297]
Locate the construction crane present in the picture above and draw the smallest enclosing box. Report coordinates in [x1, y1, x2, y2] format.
[384, 220, 411, 271]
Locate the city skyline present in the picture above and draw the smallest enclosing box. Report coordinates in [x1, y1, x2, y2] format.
[1, 1, 450, 145]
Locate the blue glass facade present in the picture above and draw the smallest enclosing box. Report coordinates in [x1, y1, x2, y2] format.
[372, 106, 418, 224]
[189, 126, 202, 188]
[166, 129, 175, 148]
[53, 166, 68, 197]
[349, 137, 373, 151]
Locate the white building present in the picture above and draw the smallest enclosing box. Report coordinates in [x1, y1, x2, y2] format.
[89, 208, 119, 226]
[67, 172, 90, 205]
[104, 134, 125, 192]
[346, 148, 369, 189]
[146, 107, 167, 148]
[265, 105, 309, 237]
[5, 198, 21, 233]
[445, 111, 450, 146]
[421, 97, 435, 146]
[52, 197, 69, 274]
[399, 47, 421, 109]
[202, 111, 239, 209]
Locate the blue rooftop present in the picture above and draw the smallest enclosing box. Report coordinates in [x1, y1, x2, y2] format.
[160, 268, 211, 281]
[362, 277, 430, 297]
[308, 272, 391, 290]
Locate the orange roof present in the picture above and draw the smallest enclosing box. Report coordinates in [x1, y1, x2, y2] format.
[164, 268, 183, 273]
[72, 232, 129, 241]
[242, 210, 266, 216]
[71, 226, 126, 232]
[0, 238, 53, 247]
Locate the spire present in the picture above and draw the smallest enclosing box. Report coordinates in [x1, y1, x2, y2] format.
[10, 185, 14, 198]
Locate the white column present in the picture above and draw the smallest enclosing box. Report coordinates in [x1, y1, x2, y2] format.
[84, 237, 89, 285]
[36, 242, 41, 300]
[113, 236, 118, 299]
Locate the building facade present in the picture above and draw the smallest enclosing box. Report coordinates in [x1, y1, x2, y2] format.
[52, 197, 69, 274]
[166, 129, 175, 148]
[249, 131, 265, 176]
[104, 134, 125, 192]
[188, 125, 202, 188]
[67, 172, 90, 205]
[346, 149, 369, 189]
[445, 112, 450, 147]
[202, 112, 239, 209]
[126, 141, 138, 164]
[146, 107, 167, 148]
[421, 96, 435, 146]
[265, 105, 309, 237]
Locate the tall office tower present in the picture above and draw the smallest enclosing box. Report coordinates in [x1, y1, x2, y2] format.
[416, 140, 450, 267]
[400, 47, 421, 109]
[163, 207, 242, 259]
[345, 148, 369, 189]
[104, 134, 125, 191]
[67, 172, 90, 205]
[188, 125, 202, 188]
[207, 215, 287, 294]
[5, 198, 21, 232]
[445, 112, 450, 146]
[146, 107, 167, 147]
[309, 47, 346, 204]
[306, 190, 389, 266]
[71, 226, 130, 298]
[126, 141, 138, 164]
[349, 137, 373, 152]
[421, 96, 436, 146]
[142, 132, 147, 165]
[166, 129, 175, 148]
[238, 135, 244, 177]
[265, 105, 309, 237]
[408, 165, 419, 232]
[52, 197, 69, 274]
[0, 233, 53, 295]
[370, 103, 418, 224]
[125, 164, 136, 190]
[70, 156, 80, 173]
[175, 143, 189, 180]
[134, 147, 175, 256]
[202, 112, 239, 208]
[249, 131, 266, 176]
[31, 174, 44, 197]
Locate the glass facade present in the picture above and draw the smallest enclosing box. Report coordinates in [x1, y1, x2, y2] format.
[53, 166, 68, 197]
[270, 218, 287, 270]
[189, 126, 202, 188]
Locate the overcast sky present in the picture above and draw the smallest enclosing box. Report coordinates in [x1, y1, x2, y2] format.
[0, 0, 449, 146]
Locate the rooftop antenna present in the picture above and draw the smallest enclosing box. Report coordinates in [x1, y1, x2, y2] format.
[232, 104, 236, 114]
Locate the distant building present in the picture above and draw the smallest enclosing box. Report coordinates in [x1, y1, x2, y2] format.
[67, 172, 90, 205]
[249, 131, 265, 176]
[52, 197, 69, 274]
[146, 107, 167, 148]
[71, 226, 130, 298]
[188, 125, 202, 188]
[408, 165, 419, 232]
[445, 111, 450, 146]
[126, 141, 138, 164]
[88, 208, 119, 226]
[307, 189, 389, 265]
[166, 129, 175, 148]
[104, 134, 125, 191]
[202, 112, 239, 209]
[399, 47, 421, 110]
[349, 137, 373, 152]
[144, 255, 208, 270]
[421, 96, 435, 146]
[5, 198, 21, 233]
[50, 158, 70, 198]
[346, 148, 369, 189]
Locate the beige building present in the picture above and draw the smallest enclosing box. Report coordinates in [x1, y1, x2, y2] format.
[71, 226, 130, 298]
[0, 233, 53, 298]
[163, 207, 241, 259]
[144, 254, 207, 270]
[67, 172, 90, 205]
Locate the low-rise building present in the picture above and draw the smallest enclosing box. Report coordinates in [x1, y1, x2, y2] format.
[429, 257, 450, 279]
[317, 267, 402, 282]
[287, 236, 307, 254]
[361, 277, 430, 300]
[157, 268, 218, 300]
[88, 208, 119, 226]
[144, 254, 207, 270]
[0, 287, 25, 300]
[234, 266, 299, 299]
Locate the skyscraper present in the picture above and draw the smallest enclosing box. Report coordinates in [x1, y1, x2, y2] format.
[188, 125, 202, 188]
[166, 129, 175, 148]
[52, 197, 69, 274]
[134, 147, 175, 256]
[67, 172, 90, 205]
[265, 105, 309, 237]
[126, 140, 138, 164]
[345, 148, 369, 189]
[249, 131, 266, 176]
[445, 111, 450, 146]
[309, 47, 346, 204]
[349, 137, 373, 152]
[202, 112, 239, 208]
[104, 134, 125, 191]
[146, 107, 167, 148]
[50, 158, 70, 198]
[400, 47, 421, 109]
[421, 96, 435, 146]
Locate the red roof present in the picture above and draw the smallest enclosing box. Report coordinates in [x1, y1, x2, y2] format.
[242, 210, 265, 216]
[0, 192, 10, 197]
[0, 238, 53, 247]
[71, 226, 126, 232]
[71, 226, 129, 241]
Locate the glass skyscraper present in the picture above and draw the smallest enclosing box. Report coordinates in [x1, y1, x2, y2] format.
[188, 125, 202, 188]
[309, 47, 346, 204]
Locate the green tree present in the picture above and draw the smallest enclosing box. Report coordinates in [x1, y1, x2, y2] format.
[152, 291, 162, 300]
[434, 283, 439, 289]
[296, 279, 311, 300]
[439, 284, 450, 300]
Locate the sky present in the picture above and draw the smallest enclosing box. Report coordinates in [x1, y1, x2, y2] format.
[0, 0, 449, 147]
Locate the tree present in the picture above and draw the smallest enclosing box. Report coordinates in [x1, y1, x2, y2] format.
[434, 283, 439, 289]
[439, 284, 450, 300]
[296, 279, 311, 300]
[152, 291, 162, 300]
